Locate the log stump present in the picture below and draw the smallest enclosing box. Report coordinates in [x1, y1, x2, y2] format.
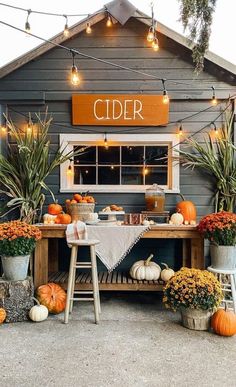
[0, 276, 34, 322]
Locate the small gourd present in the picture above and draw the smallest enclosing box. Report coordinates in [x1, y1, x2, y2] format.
[0, 308, 6, 324]
[43, 214, 57, 224]
[170, 211, 184, 226]
[130, 254, 161, 281]
[160, 263, 175, 282]
[29, 297, 48, 322]
[211, 304, 236, 337]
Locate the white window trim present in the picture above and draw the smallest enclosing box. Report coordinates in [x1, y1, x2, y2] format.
[60, 133, 180, 193]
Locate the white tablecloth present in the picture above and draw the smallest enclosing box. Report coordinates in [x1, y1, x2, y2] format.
[87, 225, 149, 271]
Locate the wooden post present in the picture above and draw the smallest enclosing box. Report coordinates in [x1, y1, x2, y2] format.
[34, 238, 48, 288]
[190, 238, 204, 269]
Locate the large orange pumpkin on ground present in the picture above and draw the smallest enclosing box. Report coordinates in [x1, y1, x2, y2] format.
[0, 308, 6, 324]
[211, 305, 236, 337]
[48, 203, 63, 215]
[54, 213, 71, 224]
[36, 283, 66, 314]
[176, 194, 197, 222]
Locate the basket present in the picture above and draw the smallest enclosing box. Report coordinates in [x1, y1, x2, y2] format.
[67, 203, 95, 222]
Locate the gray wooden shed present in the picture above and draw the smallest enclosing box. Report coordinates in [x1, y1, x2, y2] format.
[0, 0, 235, 269]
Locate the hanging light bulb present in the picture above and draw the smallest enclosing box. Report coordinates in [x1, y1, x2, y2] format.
[63, 15, 69, 37]
[178, 123, 183, 137]
[86, 22, 92, 34]
[143, 167, 149, 176]
[67, 159, 74, 177]
[162, 79, 169, 104]
[211, 86, 217, 106]
[211, 122, 218, 136]
[70, 51, 80, 86]
[27, 121, 33, 134]
[111, 165, 114, 170]
[147, 26, 155, 42]
[25, 9, 31, 33]
[104, 133, 109, 149]
[106, 15, 112, 27]
[152, 37, 159, 51]
[1, 124, 7, 133]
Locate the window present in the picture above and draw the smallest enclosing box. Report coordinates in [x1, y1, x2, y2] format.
[60, 134, 180, 193]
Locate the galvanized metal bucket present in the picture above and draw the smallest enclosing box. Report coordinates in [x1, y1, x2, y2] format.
[210, 245, 236, 270]
[1, 255, 30, 281]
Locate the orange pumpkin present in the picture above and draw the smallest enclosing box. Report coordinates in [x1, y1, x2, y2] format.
[211, 305, 236, 337]
[84, 195, 95, 203]
[55, 213, 71, 224]
[74, 193, 82, 202]
[176, 195, 197, 222]
[0, 308, 6, 324]
[48, 203, 63, 215]
[36, 283, 66, 314]
[70, 199, 77, 204]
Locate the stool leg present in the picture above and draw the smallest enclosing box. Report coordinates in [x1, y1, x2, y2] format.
[69, 252, 77, 314]
[230, 274, 236, 314]
[90, 245, 100, 323]
[64, 246, 77, 324]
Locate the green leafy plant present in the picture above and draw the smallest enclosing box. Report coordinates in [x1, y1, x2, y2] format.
[179, 111, 236, 212]
[178, 0, 217, 72]
[0, 220, 42, 256]
[0, 112, 85, 223]
[163, 267, 223, 311]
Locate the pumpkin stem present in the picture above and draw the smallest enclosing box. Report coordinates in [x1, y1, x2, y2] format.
[161, 262, 169, 269]
[32, 297, 40, 306]
[145, 254, 154, 265]
[178, 193, 186, 201]
[224, 302, 228, 312]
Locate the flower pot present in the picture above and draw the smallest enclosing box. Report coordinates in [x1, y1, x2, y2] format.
[1, 255, 30, 281]
[180, 307, 212, 330]
[210, 245, 236, 270]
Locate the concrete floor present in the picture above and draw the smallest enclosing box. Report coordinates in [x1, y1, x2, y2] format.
[0, 292, 236, 387]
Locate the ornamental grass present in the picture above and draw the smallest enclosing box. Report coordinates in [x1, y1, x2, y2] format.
[163, 267, 223, 312]
[198, 211, 236, 246]
[0, 220, 41, 256]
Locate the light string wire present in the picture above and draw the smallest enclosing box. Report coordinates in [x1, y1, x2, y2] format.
[0, 18, 227, 90]
[0, 2, 91, 17]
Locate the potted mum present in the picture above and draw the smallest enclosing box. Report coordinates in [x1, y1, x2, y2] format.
[198, 211, 236, 269]
[0, 220, 42, 281]
[163, 268, 223, 330]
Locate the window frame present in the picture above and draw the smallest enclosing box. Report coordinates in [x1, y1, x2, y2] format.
[60, 133, 180, 193]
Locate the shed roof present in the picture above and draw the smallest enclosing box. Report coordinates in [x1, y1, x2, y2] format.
[0, 0, 235, 80]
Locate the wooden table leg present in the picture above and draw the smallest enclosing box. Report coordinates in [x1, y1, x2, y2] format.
[34, 238, 48, 288]
[182, 239, 191, 267]
[190, 238, 204, 269]
[48, 239, 59, 273]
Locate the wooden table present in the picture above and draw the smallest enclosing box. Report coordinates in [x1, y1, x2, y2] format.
[34, 224, 204, 291]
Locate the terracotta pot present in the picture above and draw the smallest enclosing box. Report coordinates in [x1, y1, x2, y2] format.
[180, 307, 212, 330]
[210, 245, 236, 270]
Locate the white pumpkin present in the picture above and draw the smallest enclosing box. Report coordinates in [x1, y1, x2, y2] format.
[29, 298, 48, 322]
[130, 254, 161, 281]
[43, 213, 57, 224]
[170, 212, 184, 226]
[160, 263, 175, 282]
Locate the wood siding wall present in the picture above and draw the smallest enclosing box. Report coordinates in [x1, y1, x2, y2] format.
[0, 18, 235, 220]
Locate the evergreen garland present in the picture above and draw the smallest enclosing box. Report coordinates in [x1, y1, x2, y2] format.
[178, 0, 217, 72]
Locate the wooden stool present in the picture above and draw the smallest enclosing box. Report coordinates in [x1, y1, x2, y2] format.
[208, 266, 236, 313]
[64, 239, 101, 324]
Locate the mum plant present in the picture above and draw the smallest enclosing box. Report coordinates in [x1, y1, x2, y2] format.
[163, 267, 223, 312]
[0, 111, 86, 223]
[0, 220, 42, 256]
[198, 211, 236, 246]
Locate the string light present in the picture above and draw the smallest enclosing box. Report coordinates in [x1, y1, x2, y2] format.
[25, 9, 31, 33]
[143, 167, 149, 176]
[1, 124, 7, 134]
[27, 120, 33, 134]
[152, 37, 159, 51]
[178, 122, 183, 137]
[211, 86, 217, 106]
[63, 15, 69, 37]
[210, 122, 218, 136]
[162, 79, 169, 104]
[106, 14, 112, 27]
[111, 165, 114, 170]
[70, 51, 80, 86]
[104, 133, 108, 149]
[67, 159, 74, 176]
[147, 26, 154, 42]
[86, 22, 92, 34]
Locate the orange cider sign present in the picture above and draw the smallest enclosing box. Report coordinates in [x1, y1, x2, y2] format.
[72, 94, 169, 126]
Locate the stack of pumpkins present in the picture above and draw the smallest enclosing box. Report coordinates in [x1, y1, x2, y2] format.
[129, 254, 174, 282]
[170, 195, 197, 226]
[43, 203, 72, 225]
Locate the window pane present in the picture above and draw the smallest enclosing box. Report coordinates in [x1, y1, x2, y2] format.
[74, 146, 96, 165]
[122, 167, 143, 185]
[98, 146, 120, 164]
[74, 166, 96, 184]
[145, 167, 167, 185]
[146, 146, 168, 165]
[122, 146, 144, 165]
[98, 166, 120, 185]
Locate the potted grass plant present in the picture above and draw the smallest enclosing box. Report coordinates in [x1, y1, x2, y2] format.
[0, 111, 86, 223]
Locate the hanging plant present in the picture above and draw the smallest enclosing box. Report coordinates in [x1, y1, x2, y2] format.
[178, 0, 217, 73]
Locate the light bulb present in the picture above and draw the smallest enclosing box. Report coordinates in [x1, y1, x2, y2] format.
[106, 15, 112, 27]
[163, 92, 169, 104]
[64, 24, 69, 37]
[1, 125, 6, 133]
[211, 97, 217, 106]
[27, 122, 33, 133]
[111, 165, 114, 170]
[25, 21, 31, 33]
[152, 38, 159, 51]
[214, 127, 219, 136]
[86, 22, 92, 34]
[67, 165, 73, 176]
[178, 124, 183, 137]
[147, 27, 154, 42]
[144, 167, 149, 176]
[71, 66, 80, 85]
